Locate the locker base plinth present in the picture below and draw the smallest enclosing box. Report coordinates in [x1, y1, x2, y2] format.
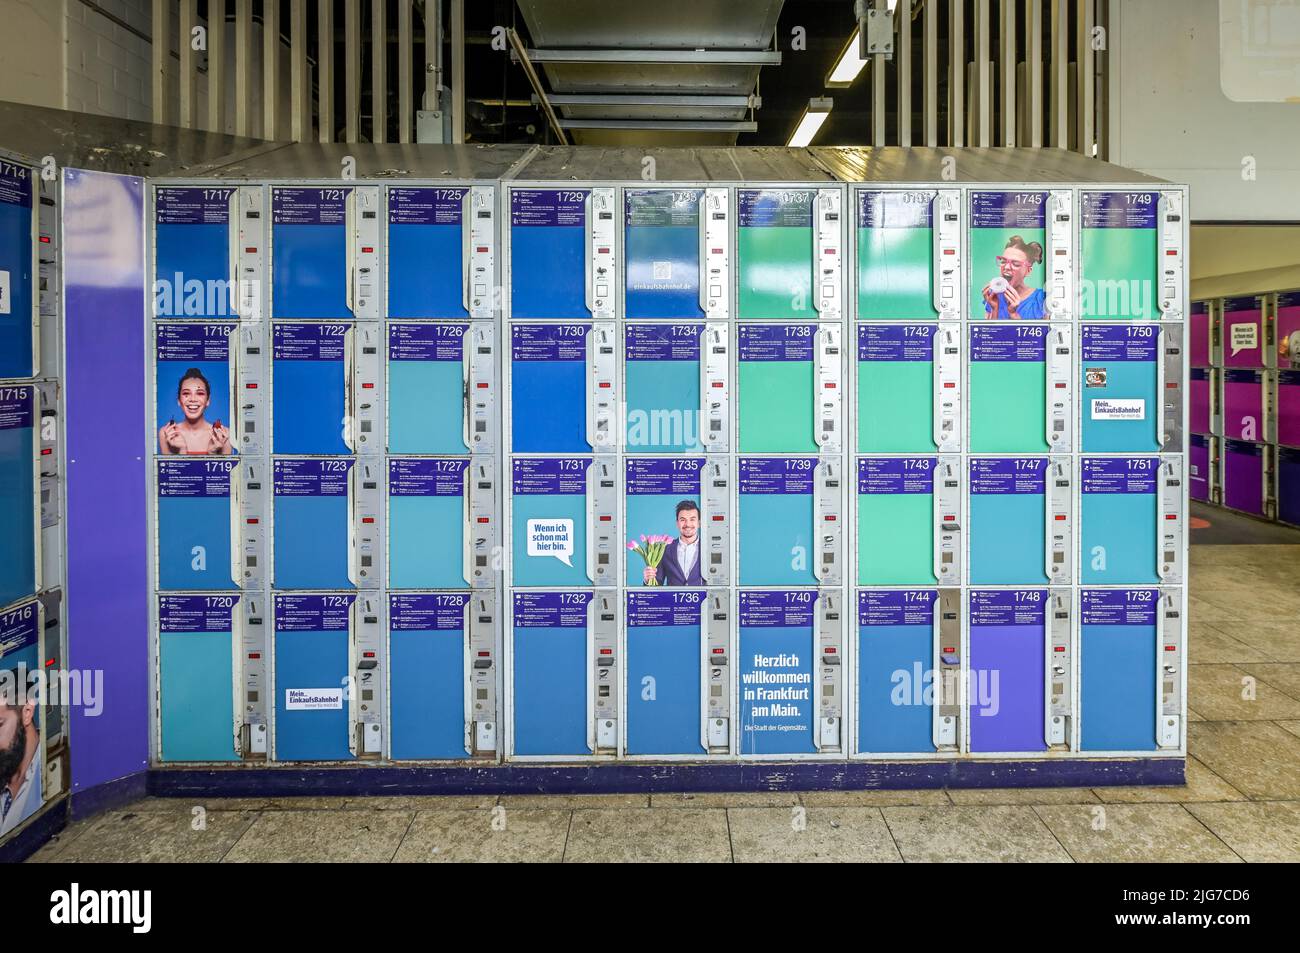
[145, 757, 1184, 796]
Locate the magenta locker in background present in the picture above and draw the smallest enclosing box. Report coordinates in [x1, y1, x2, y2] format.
[1189, 301, 1212, 367]
[1222, 439, 1267, 516]
[1221, 369, 1266, 441]
[1221, 296, 1266, 368]
[1190, 368, 1212, 435]
[1278, 292, 1300, 369]
[1279, 370, 1300, 447]
[1189, 434, 1211, 502]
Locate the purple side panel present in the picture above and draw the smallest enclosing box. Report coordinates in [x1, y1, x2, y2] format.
[1189, 442, 1209, 502]
[1278, 378, 1300, 447]
[1279, 449, 1300, 526]
[1189, 311, 1211, 367]
[1222, 309, 1264, 368]
[1223, 444, 1265, 515]
[1222, 381, 1264, 441]
[968, 625, 1047, 753]
[1189, 378, 1210, 435]
[63, 169, 150, 792]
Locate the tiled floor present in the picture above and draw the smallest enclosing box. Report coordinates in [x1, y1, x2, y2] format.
[27, 540, 1300, 863]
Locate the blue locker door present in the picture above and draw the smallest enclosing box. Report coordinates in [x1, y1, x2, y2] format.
[271, 187, 351, 319]
[387, 187, 469, 319]
[624, 188, 704, 319]
[511, 458, 590, 587]
[154, 323, 237, 456]
[158, 595, 238, 762]
[153, 186, 236, 320]
[389, 593, 468, 760]
[388, 458, 466, 589]
[273, 459, 352, 589]
[156, 459, 236, 591]
[0, 386, 36, 605]
[387, 323, 468, 453]
[969, 457, 1048, 585]
[624, 457, 704, 587]
[512, 591, 590, 755]
[626, 590, 706, 756]
[968, 590, 1048, 753]
[510, 323, 590, 452]
[1081, 589, 1158, 751]
[509, 188, 588, 319]
[738, 458, 817, 586]
[0, 162, 36, 377]
[624, 323, 703, 453]
[857, 590, 937, 754]
[1081, 457, 1159, 584]
[274, 594, 354, 761]
[738, 590, 818, 755]
[1080, 324, 1161, 452]
[272, 323, 350, 454]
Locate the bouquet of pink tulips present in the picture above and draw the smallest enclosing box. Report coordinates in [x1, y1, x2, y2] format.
[628, 534, 672, 586]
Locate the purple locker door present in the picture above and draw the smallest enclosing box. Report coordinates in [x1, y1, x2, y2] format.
[1278, 371, 1300, 447]
[1222, 370, 1265, 441]
[968, 590, 1048, 753]
[1190, 368, 1210, 435]
[1277, 293, 1300, 370]
[1190, 434, 1209, 502]
[1221, 296, 1265, 368]
[1189, 302, 1211, 367]
[1222, 439, 1266, 516]
[1278, 447, 1300, 526]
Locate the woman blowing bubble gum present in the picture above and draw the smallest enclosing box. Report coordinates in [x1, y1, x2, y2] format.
[982, 235, 1047, 320]
[158, 367, 232, 455]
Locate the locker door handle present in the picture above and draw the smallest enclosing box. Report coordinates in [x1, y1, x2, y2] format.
[228, 323, 241, 458]
[227, 191, 241, 318]
[1043, 476, 1054, 583]
[461, 190, 472, 316]
[583, 192, 594, 316]
[347, 601, 359, 757]
[699, 626, 710, 752]
[1154, 593, 1166, 742]
[810, 623, 822, 752]
[231, 606, 244, 756]
[697, 192, 709, 316]
[810, 193, 821, 319]
[461, 466, 473, 586]
[583, 464, 596, 585]
[1156, 326, 1167, 449]
[461, 328, 473, 451]
[229, 459, 243, 589]
[583, 327, 596, 451]
[585, 598, 596, 752]
[345, 189, 357, 317]
[346, 464, 358, 587]
[930, 600, 944, 750]
[463, 603, 474, 755]
[1042, 597, 1056, 749]
[343, 326, 356, 452]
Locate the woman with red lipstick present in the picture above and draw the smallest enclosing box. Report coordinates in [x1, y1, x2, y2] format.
[981, 235, 1047, 320]
[158, 367, 232, 455]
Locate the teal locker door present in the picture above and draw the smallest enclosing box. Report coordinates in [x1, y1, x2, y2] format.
[1080, 588, 1159, 751]
[856, 190, 936, 320]
[273, 593, 354, 761]
[388, 457, 467, 589]
[624, 323, 703, 453]
[737, 590, 818, 755]
[1080, 457, 1160, 585]
[738, 457, 816, 586]
[158, 595, 239, 762]
[1080, 191, 1159, 321]
[968, 191, 1049, 320]
[156, 458, 237, 591]
[272, 458, 353, 589]
[969, 457, 1049, 585]
[969, 324, 1049, 452]
[154, 323, 238, 457]
[387, 323, 469, 453]
[737, 323, 817, 452]
[624, 457, 705, 587]
[0, 386, 37, 606]
[737, 189, 815, 320]
[1080, 324, 1161, 451]
[857, 589, 937, 754]
[857, 457, 936, 585]
[511, 457, 591, 587]
[857, 324, 937, 452]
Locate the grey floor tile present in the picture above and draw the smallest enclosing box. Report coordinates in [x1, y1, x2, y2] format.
[1186, 801, 1300, 862]
[651, 791, 800, 808]
[1224, 622, 1300, 662]
[342, 795, 499, 811]
[51, 809, 259, 863]
[881, 805, 1072, 862]
[565, 808, 730, 863]
[1234, 663, 1300, 702]
[1188, 664, 1300, 721]
[498, 794, 650, 809]
[392, 809, 570, 862]
[1189, 721, 1300, 800]
[221, 809, 414, 863]
[727, 807, 901, 863]
[947, 786, 1100, 806]
[798, 788, 951, 807]
[1187, 624, 1274, 664]
[1034, 804, 1241, 862]
[1092, 757, 1247, 804]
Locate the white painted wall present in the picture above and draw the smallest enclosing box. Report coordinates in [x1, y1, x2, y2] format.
[1109, 0, 1300, 222]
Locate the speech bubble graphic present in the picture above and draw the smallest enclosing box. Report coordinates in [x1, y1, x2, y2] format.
[1230, 322, 1258, 357]
[527, 518, 575, 567]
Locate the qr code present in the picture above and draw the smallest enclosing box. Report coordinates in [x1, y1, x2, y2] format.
[652, 260, 672, 280]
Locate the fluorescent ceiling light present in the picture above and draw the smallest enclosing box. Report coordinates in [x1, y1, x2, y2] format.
[788, 97, 833, 147]
[826, 28, 867, 87]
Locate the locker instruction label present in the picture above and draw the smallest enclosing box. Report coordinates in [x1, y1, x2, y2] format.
[625, 189, 701, 228]
[510, 189, 586, 227]
[1081, 192, 1158, 228]
[158, 594, 237, 631]
[0, 386, 33, 430]
[272, 187, 349, 225]
[625, 457, 703, 495]
[511, 324, 586, 361]
[627, 589, 703, 627]
[158, 459, 233, 497]
[1080, 457, 1158, 493]
[388, 458, 467, 496]
[738, 324, 816, 361]
[971, 191, 1047, 228]
[389, 188, 465, 225]
[0, 161, 32, 208]
[275, 593, 354, 631]
[738, 190, 814, 228]
[155, 187, 232, 225]
[858, 589, 934, 626]
[512, 591, 592, 627]
[389, 593, 468, 630]
[857, 457, 936, 494]
[511, 457, 590, 495]
[273, 323, 347, 361]
[1081, 325, 1158, 362]
[969, 457, 1047, 494]
[969, 589, 1047, 626]
[156, 323, 235, 361]
[858, 191, 933, 228]
[388, 323, 466, 361]
[1080, 588, 1158, 625]
[858, 324, 934, 362]
[738, 457, 816, 494]
[969, 325, 1047, 361]
[625, 324, 701, 361]
[273, 458, 351, 496]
